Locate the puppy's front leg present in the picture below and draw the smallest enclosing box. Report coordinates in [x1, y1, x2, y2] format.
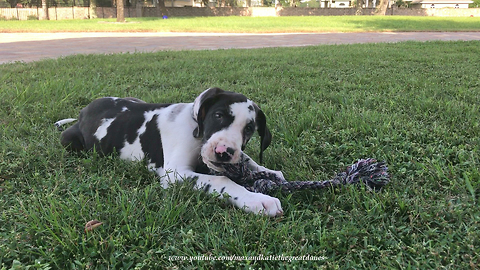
[159, 169, 283, 217]
[196, 174, 283, 217]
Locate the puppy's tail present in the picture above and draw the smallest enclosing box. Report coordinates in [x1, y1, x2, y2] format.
[54, 118, 77, 131]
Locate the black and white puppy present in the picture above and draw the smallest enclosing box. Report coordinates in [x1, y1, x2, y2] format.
[56, 88, 284, 216]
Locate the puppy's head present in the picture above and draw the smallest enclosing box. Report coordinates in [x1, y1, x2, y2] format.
[193, 88, 272, 172]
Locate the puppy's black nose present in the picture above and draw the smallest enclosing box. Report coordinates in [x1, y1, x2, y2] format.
[215, 146, 235, 162]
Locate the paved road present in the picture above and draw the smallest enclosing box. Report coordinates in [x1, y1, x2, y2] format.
[1, 32, 480, 64]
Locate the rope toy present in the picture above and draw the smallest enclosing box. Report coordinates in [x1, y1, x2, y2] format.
[211, 157, 390, 194]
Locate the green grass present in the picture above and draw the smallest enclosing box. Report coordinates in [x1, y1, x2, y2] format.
[1, 40, 480, 268]
[1, 16, 480, 33]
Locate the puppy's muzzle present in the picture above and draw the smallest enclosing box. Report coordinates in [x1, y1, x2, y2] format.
[214, 145, 235, 162]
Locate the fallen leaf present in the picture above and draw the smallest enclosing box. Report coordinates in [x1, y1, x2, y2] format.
[85, 220, 103, 232]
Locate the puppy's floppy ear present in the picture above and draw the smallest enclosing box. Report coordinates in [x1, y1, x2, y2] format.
[192, 88, 225, 138]
[254, 103, 272, 164]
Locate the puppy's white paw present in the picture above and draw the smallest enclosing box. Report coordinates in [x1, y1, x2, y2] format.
[238, 193, 283, 217]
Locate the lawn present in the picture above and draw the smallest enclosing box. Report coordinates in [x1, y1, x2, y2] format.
[1, 16, 480, 33]
[1, 41, 480, 268]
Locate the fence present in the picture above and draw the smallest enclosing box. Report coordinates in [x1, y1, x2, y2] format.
[1, 6, 480, 20]
[0, 7, 139, 20]
[1, 7, 39, 20]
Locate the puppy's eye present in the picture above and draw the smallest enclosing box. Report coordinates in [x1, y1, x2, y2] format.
[244, 125, 254, 134]
[214, 112, 223, 119]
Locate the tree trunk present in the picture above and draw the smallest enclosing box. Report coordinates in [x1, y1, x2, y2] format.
[135, 0, 143, 17]
[375, 0, 388, 15]
[90, 0, 97, 19]
[356, 0, 363, 14]
[40, 0, 49, 20]
[117, 0, 125, 22]
[155, 0, 168, 17]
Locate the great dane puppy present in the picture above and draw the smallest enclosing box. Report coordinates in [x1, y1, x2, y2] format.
[56, 88, 284, 216]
